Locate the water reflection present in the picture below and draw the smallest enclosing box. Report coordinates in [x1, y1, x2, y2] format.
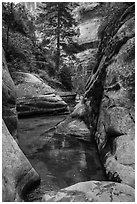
[18, 116, 106, 201]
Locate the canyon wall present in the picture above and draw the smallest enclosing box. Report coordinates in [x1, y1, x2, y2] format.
[2, 50, 40, 201]
[84, 3, 135, 188]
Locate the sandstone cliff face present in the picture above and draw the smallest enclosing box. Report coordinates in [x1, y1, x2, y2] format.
[96, 19, 135, 187]
[2, 51, 40, 201]
[2, 50, 18, 139]
[74, 6, 101, 92]
[76, 15, 100, 71]
[78, 18, 100, 45]
[84, 4, 135, 188]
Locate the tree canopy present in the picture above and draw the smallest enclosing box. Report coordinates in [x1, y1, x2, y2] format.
[37, 2, 78, 72]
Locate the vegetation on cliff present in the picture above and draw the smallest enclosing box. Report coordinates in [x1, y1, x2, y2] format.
[2, 2, 135, 93]
[2, 2, 79, 91]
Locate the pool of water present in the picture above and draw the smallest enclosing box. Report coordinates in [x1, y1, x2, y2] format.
[17, 115, 106, 201]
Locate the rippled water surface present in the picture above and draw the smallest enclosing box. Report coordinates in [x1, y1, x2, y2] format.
[18, 115, 106, 201]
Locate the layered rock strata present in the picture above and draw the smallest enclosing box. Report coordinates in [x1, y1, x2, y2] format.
[12, 72, 69, 116]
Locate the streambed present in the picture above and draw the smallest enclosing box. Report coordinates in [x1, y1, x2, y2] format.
[18, 115, 106, 201]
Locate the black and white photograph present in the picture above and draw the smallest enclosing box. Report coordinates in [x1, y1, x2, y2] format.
[2, 2, 135, 202]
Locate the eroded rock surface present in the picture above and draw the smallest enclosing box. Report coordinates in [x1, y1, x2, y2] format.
[78, 18, 100, 45]
[42, 180, 135, 202]
[57, 91, 76, 103]
[2, 50, 18, 138]
[12, 72, 69, 116]
[84, 4, 135, 188]
[55, 117, 91, 142]
[2, 50, 40, 202]
[96, 16, 135, 188]
[2, 120, 40, 202]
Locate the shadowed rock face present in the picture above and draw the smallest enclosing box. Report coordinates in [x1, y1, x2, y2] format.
[95, 16, 135, 188]
[84, 5, 135, 188]
[12, 72, 69, 116]
[57, 91, 76, 103]
[2, 51, 40, 201]
[2, 50, 18, 139]
[42, 180, 135, 202]
[2, 120, 40, 201]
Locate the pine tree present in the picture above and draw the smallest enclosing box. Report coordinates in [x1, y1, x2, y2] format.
[37, 2, 78, 73]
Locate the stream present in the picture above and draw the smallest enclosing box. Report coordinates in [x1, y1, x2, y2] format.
[18, 114, 106, 202]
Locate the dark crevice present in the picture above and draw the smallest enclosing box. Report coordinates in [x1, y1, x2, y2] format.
[103, 123, 125, 155]
[129, 112, 135, 123]
[82, 4, 135, 187]
[105, 83, 121, 92]
[84, 3, 134, 138]
[61, 41, 99, 54]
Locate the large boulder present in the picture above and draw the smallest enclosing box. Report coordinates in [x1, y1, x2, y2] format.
[2, 120, 40, 201]
[12, 72, 69, 116]
[42, 180, 135, 202]
[2, 50, 18, 138]
[55, 117, 91, 142]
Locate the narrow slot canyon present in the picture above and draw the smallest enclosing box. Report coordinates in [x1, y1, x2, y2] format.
[2, 2, 135, 202]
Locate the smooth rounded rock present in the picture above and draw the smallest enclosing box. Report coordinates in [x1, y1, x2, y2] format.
[2, 120, 40, 201]
[55, 117, 91, 142]
[12, 72, 69, 116]
[42, 180, 135, 202]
